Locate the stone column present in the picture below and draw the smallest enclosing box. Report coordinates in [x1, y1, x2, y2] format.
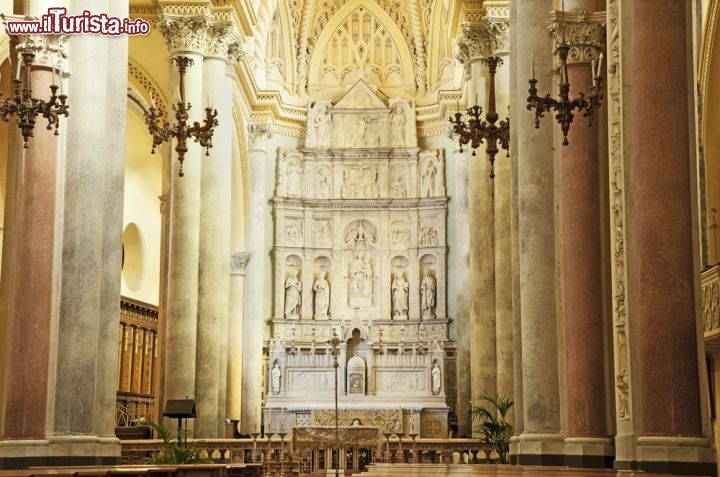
[242, 123, 273, 433]
[158, 12, 209, 409]
[451, 143, 471, 437]
[0, 32, 66, 466]
[194, 19, 238, 439]
[548, 7, 613, 468]
[52, 0, 127, 459]
[513, 0, 564, 464]
[455, 13, 497, 429]
[486, 6, 514, 413]
[227, 252, 250, 422]
[610, 0, 715, 474]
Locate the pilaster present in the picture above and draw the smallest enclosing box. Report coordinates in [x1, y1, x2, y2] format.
[610, 0, 715, 475]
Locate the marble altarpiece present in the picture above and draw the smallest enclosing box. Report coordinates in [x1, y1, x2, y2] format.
[266, 81, 451, 439]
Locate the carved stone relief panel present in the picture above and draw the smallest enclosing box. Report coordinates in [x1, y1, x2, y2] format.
[341, 165, 379, 199]
[277, 148, 305, 197]
[418, 150, 445, 197]
[314, 165, 333, 198]
[285, 217, 304, 246]
[312, 219, 333, 248]
[389, 220, 410, 249]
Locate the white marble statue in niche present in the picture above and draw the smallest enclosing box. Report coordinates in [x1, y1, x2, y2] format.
[431, 360, 442, 395]
[313, 271, 330, 319]
[272, 361, 281, 395]
[277, 150, 304, 198]
[420, 268, 436, 319]
[390, 105, 406, 147]
[419, 152, 440, 198]
[309, 102, 332, 148]
[284, 269, 302, 319]
[391, 270, 409, 319]
[348, 250, 373, 306]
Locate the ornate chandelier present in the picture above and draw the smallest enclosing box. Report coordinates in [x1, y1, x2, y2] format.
[526, 4, 603, 146]
[0, 47, 69, 148]
[145, 56, 218, 177]
[448, 56, 510, 179]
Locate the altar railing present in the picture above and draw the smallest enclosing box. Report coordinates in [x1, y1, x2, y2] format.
[120, 435, 495, 472]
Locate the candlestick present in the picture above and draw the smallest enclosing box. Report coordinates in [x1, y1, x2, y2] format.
[530, 52, 535, 80]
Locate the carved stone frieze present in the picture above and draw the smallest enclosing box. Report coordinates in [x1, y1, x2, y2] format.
[547, 10, 606, 64]
[159, 13, 211, 53]
[606, 0, 630, 422]
[702, 266, 720, 334]
[311, 409, 402, 434]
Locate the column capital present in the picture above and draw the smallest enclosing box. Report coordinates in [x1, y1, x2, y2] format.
[547, 10, 606, 64]
[230, 252, 251, 276]
[455, 13, 509, 75]
[159, 12, 212, 54]
[6, 17, 69, 72]
[247, 122, 274, 146]
[205, 21, 243, 62]
[159, 194, 168, 215]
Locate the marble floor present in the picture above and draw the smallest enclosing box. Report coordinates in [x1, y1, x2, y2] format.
[362, 464, 684, 477]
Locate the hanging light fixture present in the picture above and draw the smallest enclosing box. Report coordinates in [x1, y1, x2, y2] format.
[448, 56, 510, 179]
[526, 1, 603, 146]
[145, 56, 218, 177]
[0, 47, 69, 148]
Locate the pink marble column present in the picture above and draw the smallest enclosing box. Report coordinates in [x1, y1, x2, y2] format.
[562, 62, 607, 439]
[2, 68, 58, 440]
[628, 0, 701, 437]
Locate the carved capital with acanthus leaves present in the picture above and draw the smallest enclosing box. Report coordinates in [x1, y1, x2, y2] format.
[247, 122, 274, 146]
[455, 11, 509, 77]
[230, 252, 251, 276]
[547, 10, 606, 64]
[159, 13, 212, 54]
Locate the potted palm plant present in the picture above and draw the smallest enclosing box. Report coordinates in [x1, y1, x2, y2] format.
[471, 393, 514, 464]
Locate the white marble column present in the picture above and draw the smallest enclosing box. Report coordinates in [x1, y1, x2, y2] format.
[242, 123, 273, 433]
[158, 13, 209, 409]
[513, 0, 564, 464]
[451, 144, 471, 437]
[194, 22, 238, 438]
[227, 252, 250, 422]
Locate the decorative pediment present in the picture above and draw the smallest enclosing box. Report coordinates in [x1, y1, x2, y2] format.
[334, 80, 388, 109]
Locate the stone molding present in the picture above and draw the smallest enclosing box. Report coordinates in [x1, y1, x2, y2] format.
[547, 10, 606, 64]
[230, 252, 251, 276]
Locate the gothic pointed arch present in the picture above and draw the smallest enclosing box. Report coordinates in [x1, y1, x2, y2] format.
[307, 1, 415, 91]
